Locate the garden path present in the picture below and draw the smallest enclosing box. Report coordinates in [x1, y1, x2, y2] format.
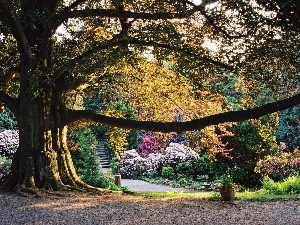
[121, 178, 197, 192]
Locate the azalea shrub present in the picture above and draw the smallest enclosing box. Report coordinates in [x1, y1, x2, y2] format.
[118, 142, 199, 179]
[0, 130, 19, 158]
[255, 148, 300, 181]
[139, 134, 162, 156]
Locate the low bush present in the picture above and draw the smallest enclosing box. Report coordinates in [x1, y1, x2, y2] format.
[177, 177, 188, 187]
[161, 166, 175, 180]
[164, 143, 199, 166]
[0, 156, 11, 184]
[176, 162, 192, 177]
[192, 153, 213, 178]
[262, 176, 300, 194]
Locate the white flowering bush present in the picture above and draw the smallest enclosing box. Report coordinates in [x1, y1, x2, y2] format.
[118, 150, 146, 178]
[0, 130, 19, 158]
[163, 143, 199, 166]
[118, 150, 164, 178]
[118, 143, 199, 178]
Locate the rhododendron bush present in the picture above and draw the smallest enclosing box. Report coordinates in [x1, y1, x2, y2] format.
[139, 134, 162, 156]
[255, 148, 300, 181]
[118, 143, 199, 178]
[0, 130, 19, 158]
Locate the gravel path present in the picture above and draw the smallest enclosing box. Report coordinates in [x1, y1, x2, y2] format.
[121, 179, 196, 192]
[0, 191, 299, 225]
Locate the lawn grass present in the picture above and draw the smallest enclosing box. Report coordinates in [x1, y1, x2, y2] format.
[129, 189, 300, 201]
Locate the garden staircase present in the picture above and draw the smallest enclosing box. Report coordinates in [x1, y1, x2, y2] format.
[95, 142, 111, 172]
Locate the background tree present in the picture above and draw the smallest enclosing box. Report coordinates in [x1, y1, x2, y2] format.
[0, 0, 299, 192]
[277, 106, 300, 150]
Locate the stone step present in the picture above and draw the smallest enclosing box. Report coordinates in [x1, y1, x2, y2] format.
[96, 143, 112, 169]
[99, 158, 110, 162]
[97, 155, 109, 159]
[100, 164, 110, 167]
[95, 143, 110, 169]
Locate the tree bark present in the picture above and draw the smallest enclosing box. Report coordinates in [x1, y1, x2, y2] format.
[2, 84, 98, 192]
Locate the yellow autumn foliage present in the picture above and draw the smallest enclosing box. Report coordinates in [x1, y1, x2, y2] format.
[102, 58, 234, 158]
[103, 106, 130, 160]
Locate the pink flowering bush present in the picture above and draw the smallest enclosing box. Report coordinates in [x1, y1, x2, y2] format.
[255, 148, 300, 181]
[0, 130, 19, 158]
[118, 143, 199, 179]
[139, 134, 162, 156]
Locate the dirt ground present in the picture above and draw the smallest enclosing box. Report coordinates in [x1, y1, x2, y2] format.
[0, 191, 299, 225]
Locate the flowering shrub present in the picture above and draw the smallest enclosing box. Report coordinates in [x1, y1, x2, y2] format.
[118, 149, 164, 178]
[164, 143, 199, 166]
[255, 149, 300, 181]
[139, 134, 161, 156]
[0, 157, 11, 184]
[0, 130, 19, 158]
[118, 143, 199, 179]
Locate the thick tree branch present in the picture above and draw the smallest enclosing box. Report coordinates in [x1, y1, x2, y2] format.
[0, 1, 32, 60]
[66, 92, 300, 132]
[55, 0, 87, 26]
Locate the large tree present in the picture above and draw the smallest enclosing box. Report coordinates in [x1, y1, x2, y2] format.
[0, 0, 299, 192]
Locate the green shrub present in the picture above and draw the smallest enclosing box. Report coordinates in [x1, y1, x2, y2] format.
[109, 158, 118, 175]
[192, 153, 213, 178]
[0, 110, 17, 132]
[231, 166, 261, 188]
[218, 115, 279, 187]
[262, 176, 300, 194]
[109, 183, 128, 191]
[178, 177, 188, 187]
[161, 166, 175, 180]
[70, 128, 100, 177]
[176, 162, 192, 177]
[82, 174, 111, 188]
[0, 156, 11, 184]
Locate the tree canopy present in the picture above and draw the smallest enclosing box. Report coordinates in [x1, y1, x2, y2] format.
[1, 0, 299, 131]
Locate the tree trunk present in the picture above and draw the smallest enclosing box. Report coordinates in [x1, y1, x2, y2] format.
[2, 85, 95, 192]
